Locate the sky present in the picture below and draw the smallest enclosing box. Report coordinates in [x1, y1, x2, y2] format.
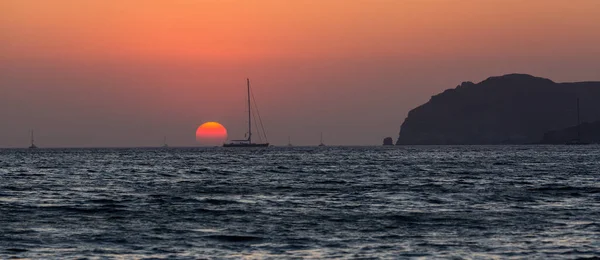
[1, 0, 600, 147]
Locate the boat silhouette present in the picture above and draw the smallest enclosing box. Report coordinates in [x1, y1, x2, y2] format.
[567, 98, 589, 145]
[28, 130, 37, 149]
[162, 136, 169, 148]
[224, 79, 269, 147]
[318, 132, 326, 147]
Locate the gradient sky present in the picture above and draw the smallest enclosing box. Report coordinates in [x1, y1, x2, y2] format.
[1, 0, 600, 147]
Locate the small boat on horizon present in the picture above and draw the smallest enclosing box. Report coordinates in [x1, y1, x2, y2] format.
[29, 130, 38, 149]
[162, 136, 169, 148]
[566, 98, 590, 145]
[318, 132, 326, 147]
[223, 79, 269, 148]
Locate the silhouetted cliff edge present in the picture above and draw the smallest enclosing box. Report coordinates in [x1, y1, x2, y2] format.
[397, 74, 600, 145]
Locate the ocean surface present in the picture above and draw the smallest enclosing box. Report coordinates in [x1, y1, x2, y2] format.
[1, 146, 599, 259]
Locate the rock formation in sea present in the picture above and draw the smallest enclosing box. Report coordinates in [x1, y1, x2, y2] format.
[540, 121, 600, 144]
[397, 74, 600, 145]
[383, 137, 394, 146]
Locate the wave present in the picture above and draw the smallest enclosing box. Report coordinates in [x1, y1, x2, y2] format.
[4, 248, 28, 253]
[529, 186, 600, 194]
[40, 205, 129, 214]
[199, 198, 240, 205]
[203, 235, 263, 243]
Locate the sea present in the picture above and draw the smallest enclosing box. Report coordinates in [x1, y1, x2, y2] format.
[0, 146, 599, 259]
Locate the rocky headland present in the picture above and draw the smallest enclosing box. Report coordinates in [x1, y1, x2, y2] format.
[397, 74, 600, 145]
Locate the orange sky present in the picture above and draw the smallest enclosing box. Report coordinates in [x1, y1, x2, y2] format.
[1, 0, 600, 147]
[4, 0, 599, 61]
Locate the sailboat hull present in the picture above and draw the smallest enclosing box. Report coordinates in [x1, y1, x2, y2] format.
[223, 143, 269, 148]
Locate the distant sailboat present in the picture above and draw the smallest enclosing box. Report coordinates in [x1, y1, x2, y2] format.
[28, 130, 37, 149]
[287, 136, 293, 147]
[567, 97, 589, 145]
[162, 136, 169, 148]
[223, 79, 269, 147]
[318, 132, 326, 147]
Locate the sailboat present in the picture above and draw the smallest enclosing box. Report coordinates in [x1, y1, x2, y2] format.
[223, 79, 269, 147]
[287, 136, 293, 147]
[162, 136, 169, 148]
[28, 130, 38, 149]
[318, 132, 326, 147]
[566, 97, 589, 145]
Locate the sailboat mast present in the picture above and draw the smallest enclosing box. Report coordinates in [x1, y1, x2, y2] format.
[31, 130, 34, 146]
[577, 98, 581, 141]
[247, 78, 252, 143]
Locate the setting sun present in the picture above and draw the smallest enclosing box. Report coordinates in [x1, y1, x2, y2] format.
[196, 122, 228, 146]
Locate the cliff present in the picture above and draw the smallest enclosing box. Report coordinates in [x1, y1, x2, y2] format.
[540, 121, 600, 144]
[397, 74, 600, 145]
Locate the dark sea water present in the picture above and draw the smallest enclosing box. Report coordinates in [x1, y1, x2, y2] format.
[1, 146, 599, 259]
